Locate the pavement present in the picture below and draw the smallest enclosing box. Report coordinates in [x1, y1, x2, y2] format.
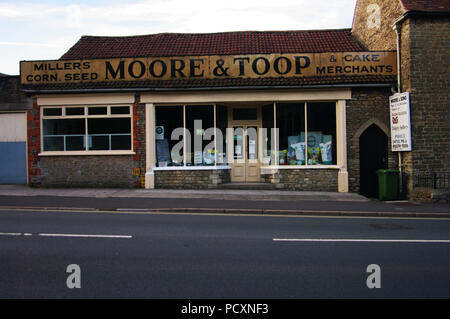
[0, 184, 449, 218]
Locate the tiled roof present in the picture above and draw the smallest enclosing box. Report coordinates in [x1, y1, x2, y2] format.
[35, 29, 395, 91]
[61, 29, 365, 60]
[400, 0, 450, 13]
[21, 75, 396, 93]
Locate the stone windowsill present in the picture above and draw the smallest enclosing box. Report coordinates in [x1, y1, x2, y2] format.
[39, 151, 136, 156]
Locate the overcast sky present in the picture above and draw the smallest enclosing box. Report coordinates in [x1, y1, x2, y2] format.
[0, 0, 358, 75]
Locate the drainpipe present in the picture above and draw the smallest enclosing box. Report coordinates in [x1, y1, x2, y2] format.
[393, 23, 402, 93]
[392, 15, 407, 196]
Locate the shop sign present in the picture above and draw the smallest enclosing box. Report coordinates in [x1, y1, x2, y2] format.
[21, 52, 396, 85]
[389, 92, 412, 152]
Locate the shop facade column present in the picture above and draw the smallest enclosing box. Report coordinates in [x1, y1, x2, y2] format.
[145, 103, 156, 189]
[337, 99, 348, 192]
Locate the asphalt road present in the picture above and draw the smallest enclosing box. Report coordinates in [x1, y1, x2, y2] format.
[0, 209, 449, 299]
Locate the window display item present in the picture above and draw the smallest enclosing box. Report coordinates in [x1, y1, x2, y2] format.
[291, 142, 306, 165]
[279, 150, 287, 164]
[320, 141, 333, 164]
[307, 132, 323, 148]
[155, 126, 164, 140]
[194, 151, 203, 165]
[308, 147, 321, 165]
[156, 139, 170, 164]
[203, 149, 215, 165]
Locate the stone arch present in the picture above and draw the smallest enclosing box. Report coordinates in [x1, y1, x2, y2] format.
[347, 118, 392, 195]
[352, 118, 390, 142]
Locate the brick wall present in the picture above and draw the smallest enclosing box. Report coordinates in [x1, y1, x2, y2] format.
[133, 97, 146, 188]
[27, 98, 41, 187]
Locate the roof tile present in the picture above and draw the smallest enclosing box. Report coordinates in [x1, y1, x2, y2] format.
[400, 0, 450, 13]
[22, 75, 395, 92]
[61, 29, 365, 60]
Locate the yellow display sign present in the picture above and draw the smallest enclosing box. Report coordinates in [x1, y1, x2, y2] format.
[21, 52, 396, 85]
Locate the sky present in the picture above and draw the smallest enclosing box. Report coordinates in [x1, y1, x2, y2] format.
[0, 0, 358, 75]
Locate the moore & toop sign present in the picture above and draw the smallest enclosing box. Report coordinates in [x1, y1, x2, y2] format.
[21, 52, 396, 84]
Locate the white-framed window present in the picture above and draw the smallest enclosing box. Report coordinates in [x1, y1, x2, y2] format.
[41, 105, 132, 153]
[263, 101, 337, 167]
[155, 104, 226, 167]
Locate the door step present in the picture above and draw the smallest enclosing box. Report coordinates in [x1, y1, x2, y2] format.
[219, 182, 277, 190]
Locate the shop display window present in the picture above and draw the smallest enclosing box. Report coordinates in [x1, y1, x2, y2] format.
[155, 104, 229, 167]
[186, 105, 215, 166]
[307, 102, 336, 165]
[155, 106, 184, 167]
[276, 102, 337, 166]
[262, 104, 275, 165]
[216, 105, 228, 165]
[277, 103, 306, 165]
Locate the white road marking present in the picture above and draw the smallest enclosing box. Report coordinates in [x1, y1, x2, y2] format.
[0, 232, 132, 239]
[38, 233, 132, 239]
[2, 207, 450, 221]
[0, 232, 22, 236]
[273, 238, 450, 243]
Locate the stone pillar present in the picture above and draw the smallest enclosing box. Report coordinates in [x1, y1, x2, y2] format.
[145, 103, 155, 189]
[337, 100, 349, 192]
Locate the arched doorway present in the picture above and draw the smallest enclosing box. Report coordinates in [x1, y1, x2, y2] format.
[359, 124, 388, 198]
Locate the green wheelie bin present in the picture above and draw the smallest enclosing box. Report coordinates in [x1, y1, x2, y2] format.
[376, 169, 400, 201]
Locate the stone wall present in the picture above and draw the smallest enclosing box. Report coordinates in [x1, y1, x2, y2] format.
[38, 155, 135, 188]
[408, 16, 450, 180]
[352, 0, 450, 197]
[155, 169, 231, 189]
[346, 88, 398, 194]
[411, 187, 450, 204]
[29, 94, 146, 188]
[0, 76, 31, 111]
[351, 0, 404, 51]
[262, 168, 339, 192]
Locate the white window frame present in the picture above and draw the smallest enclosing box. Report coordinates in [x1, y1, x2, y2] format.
[266, 101, 340, 169]
[39, 105, 135, 156]
[154, 103, 226, 168]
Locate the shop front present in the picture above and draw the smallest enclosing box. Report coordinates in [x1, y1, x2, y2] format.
[141, 88, 350, 191]
[20, 30, 397, 193]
